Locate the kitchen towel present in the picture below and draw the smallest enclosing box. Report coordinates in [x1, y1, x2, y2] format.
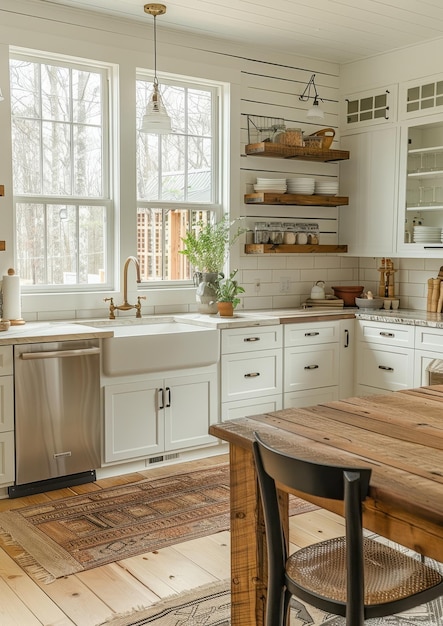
[2, 268, 21, 321]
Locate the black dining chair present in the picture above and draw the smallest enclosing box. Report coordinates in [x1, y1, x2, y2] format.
[252, 432, 443, 626]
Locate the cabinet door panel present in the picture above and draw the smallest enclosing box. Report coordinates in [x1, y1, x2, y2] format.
[340, 127, 398, 256]
[221, 395, 282, 422]
[0, 377, 14, 432]
[0, 431, 14, 486]
[104, 380, 163, 463]
[284, 345, 339, 392]
[284, 387, 338, 409]
[356, 346, 414, 392]
[284, 321, 339, 346]
[165, 373, 217, 451]
[221, 350, 282, 402]
[222, 325, 282, 354]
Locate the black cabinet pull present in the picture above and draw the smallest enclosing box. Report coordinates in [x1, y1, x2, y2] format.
[304, 364, 319, 370]
[344, 329, 349, 348]
[380, 331, 394, 338]
[244, 337, 260, 342]
[158, 388, 164, 409]
[165, 386, 171, 407]
[378, 365, 394, 371]
[305, 331, 320, 337]
[244, 372, 260, 378]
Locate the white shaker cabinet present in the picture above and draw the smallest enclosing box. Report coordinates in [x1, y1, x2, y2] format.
[0, 346, 14, 486]
[355, 320, 415, 395]
[220, 325, 283, 420]
[339, 126, 399, 256]
[104, 366, 218, 464]
[283, 321, 340, 408]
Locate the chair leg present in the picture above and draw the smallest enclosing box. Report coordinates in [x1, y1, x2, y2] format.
[265, 580, 285, 626]
[283, 588, 292, 626]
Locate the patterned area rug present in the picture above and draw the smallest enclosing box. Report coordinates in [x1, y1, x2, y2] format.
[100, 574, 443, 626]
[0, 464, 315, 584]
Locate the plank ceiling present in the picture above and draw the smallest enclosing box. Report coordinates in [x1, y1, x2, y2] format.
[38, 0, 443, 63]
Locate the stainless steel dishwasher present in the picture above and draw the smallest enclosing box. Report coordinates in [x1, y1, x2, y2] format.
[10, 339, 101, 497]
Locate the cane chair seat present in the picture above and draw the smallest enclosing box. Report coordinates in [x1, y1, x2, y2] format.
[287, 536, 443, 605]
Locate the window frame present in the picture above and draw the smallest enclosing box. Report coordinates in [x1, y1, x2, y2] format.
[10, 49, 114, 293]
[136, 72, 223, 286]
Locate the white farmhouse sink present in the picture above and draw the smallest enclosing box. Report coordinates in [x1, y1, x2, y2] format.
[98, 321, 219, 376]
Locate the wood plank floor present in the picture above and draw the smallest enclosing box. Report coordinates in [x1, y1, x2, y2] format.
[0, 454, 344, 626]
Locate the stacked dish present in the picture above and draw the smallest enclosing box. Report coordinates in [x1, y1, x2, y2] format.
[315, 180, 339, 196]
[254, 177, 287, 193]
[286, 177, 315, 195]
[413, 226, 442, 243]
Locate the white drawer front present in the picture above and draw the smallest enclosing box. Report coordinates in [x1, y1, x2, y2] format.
[284, 321, 339, 347]
[284, 345, 339, 392]
[221, 325, 282, 354]
[357, 320, 414, 348]
[221, 394, 282, 421]
[357, 346, 414, 391]
[0, 346, 13, 376]
[415, 326, 443, 352]
[221, 349, 282, 402]
[284, 387, 338, 409]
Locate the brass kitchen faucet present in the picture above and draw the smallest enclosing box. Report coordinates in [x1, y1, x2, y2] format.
[104, 256, 146, 319]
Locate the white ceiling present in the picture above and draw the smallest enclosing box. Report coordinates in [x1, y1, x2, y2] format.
[39, 0, 443, 64]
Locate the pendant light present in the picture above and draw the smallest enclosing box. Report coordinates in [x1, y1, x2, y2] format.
[140, 3, 172, 134]
[299, 74, 325, 120]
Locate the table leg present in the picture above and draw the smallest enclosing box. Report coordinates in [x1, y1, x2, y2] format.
[229, 443, 266, 626]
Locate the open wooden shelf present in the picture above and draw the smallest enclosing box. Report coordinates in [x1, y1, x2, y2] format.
[0, 242, 5, 251]
[245, 142, 350, 162]
[245, 243, 348, 254]
[244, 192, 348, 206]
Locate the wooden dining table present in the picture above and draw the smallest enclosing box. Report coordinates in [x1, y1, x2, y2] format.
[209, 385, 443, 626]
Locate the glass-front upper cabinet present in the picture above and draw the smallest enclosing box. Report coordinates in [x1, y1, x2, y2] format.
[398, 117, 443, 256]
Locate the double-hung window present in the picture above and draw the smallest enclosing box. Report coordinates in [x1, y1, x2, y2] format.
[10, 52, 111, 290]
[136, 75, 221, 282]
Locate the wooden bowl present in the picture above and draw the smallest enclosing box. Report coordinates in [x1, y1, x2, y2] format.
[331, 286, 364, 307]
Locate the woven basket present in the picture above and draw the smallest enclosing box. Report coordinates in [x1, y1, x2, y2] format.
[305, 128, 335, 150]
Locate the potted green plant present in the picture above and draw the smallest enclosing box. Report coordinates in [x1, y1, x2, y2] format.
[180, 215, 245, 313]
[215, 270, 245, 317]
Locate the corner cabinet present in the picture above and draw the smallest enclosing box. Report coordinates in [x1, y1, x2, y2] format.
[339, 126, 399, 256]
[243, 143, 349, 254]
[397, 115, 443, 256]
[104, 366, 218, 464]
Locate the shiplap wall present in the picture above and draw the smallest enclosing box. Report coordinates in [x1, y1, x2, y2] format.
[234, 56, 361, 310]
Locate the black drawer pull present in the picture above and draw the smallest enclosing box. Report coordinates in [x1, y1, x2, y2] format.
[380, 331, 394, 338]
[244, 372, 260, 378]
[378, 365, 394, 371]
[305, 331, 320, 337]
[244, 337, 260, 342]
[304, 364, 319, 370]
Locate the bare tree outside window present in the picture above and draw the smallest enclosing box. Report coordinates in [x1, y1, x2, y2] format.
[10, 54, 109, 288]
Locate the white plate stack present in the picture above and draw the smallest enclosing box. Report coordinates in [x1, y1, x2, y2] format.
[315, 180, 339, 196]
[286, 177, 315, 195]
[254, 178, 287, 193]
[413, 226, 442, 243]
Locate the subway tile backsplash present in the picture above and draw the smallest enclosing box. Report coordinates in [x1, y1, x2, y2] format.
[236, 255, 443, 311]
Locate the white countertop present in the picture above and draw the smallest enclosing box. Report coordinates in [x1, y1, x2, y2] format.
[1, 307, 443, 345]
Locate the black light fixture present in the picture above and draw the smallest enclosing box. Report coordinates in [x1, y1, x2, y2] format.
[299, 74, 325, 120]
[140, 3, 172, 134]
